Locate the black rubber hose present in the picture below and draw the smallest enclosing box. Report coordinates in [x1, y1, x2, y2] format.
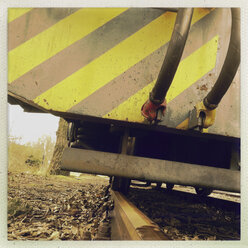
[203, 8, 240, 110]
[150, 8, 193, 104]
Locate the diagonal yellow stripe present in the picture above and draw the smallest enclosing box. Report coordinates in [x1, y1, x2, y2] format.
[8, 8, 32, 23]
[8, 8, 127, 83]
[33, 9, 209, 112]
[104, 35, 219, 122]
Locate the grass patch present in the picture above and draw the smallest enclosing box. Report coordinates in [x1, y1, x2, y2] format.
[8, 135, 55, 175]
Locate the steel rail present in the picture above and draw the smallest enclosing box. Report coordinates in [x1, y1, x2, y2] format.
[111, 191, 170, 240]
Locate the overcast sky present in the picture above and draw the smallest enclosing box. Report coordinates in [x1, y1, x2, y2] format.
[8, 104, 59, 144]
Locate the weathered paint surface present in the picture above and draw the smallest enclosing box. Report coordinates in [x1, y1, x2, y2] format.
[8, 8, 240, 138]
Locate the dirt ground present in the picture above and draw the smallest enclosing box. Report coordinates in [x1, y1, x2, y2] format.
[7, 171, 241, 241]
[7, 171, 112, 240]
[128, 184, 240, 240]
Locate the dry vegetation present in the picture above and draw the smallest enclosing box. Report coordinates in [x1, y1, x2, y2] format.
[8, 172, 112, 240]
[8, 135, 55, 175]
[8, 132, 112, 240]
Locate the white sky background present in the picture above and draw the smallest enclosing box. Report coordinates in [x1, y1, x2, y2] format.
[8, 104, 59, 144]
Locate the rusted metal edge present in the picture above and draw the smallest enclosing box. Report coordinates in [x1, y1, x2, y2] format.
[152, 8, 179, 12]
[111, 191, 170, 240]
[8, 91, 240, 143]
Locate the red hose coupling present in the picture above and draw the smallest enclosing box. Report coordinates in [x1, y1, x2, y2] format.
[141, 99, 167, 122]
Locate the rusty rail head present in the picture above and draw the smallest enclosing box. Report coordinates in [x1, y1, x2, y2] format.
[111, 191, 170, 240]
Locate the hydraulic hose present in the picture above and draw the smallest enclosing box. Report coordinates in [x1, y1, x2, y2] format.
[150, 8, 193, 104]
[203, 8, 240, 110]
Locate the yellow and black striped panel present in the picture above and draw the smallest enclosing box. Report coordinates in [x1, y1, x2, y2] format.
[8, 8, 239, 136]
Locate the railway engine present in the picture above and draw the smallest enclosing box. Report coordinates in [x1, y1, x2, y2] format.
[8, 8, 240, 196]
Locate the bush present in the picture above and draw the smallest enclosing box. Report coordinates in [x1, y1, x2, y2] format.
[25, 155, 41, 168]
[8, 135, 55, 175]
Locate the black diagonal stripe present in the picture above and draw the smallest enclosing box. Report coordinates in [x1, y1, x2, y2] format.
[69, 8, 218, 117]
[8, 8, 79, 51]
[9, 8, 166, 100]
